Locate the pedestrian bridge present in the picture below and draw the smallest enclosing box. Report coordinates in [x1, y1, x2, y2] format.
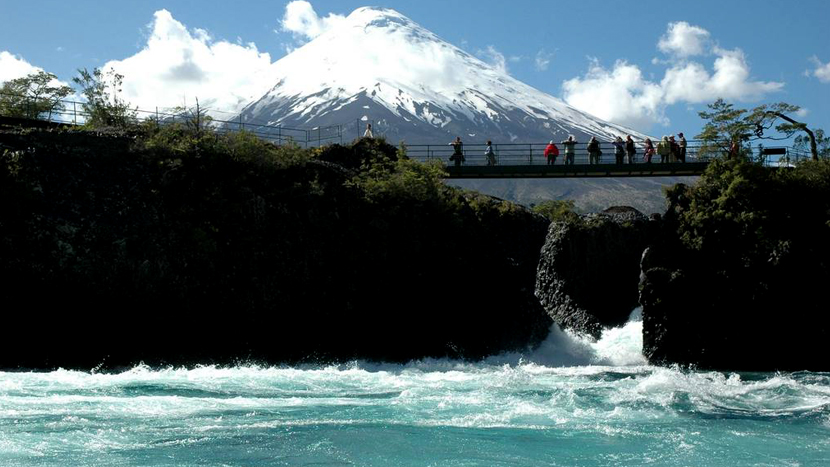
[403, 142, 803, 179]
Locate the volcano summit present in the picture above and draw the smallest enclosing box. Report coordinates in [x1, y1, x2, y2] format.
[237, 7, 645, 144]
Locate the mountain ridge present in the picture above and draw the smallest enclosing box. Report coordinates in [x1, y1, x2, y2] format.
[237, 7, 649, 144]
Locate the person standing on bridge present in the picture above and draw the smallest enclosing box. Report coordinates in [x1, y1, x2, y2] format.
[544, 140, 559, 165]
[677, 132, 687, 162]
[625, 135, 636, 164]
[449, 136, 465, 167]
[643, 138, 655, 163]
[561, 135, 577, 165]
[613, 136, 625, 165]
[587, 136, 601, 164]
[363, 122, 373, 138]
[657, 136, 670, 163]
[485, 140, 497, 166]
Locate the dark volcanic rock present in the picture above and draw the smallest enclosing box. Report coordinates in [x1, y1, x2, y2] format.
[535, 206, 653, 338]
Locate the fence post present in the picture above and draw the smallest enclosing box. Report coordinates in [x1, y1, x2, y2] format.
[73, 101, 77, 125]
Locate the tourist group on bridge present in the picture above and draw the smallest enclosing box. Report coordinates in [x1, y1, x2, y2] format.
[447, 132, 689, 167]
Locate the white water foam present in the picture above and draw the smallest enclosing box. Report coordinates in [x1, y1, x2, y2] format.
[486, 307, 647, 367]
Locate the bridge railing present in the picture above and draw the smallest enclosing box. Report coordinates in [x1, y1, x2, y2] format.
[404, 141, 811, 168]
[1, 92, 812, 166]
[0, 92, 345, 148]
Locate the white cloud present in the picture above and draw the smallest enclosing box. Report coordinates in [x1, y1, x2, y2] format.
[280, 0, 346, 41]
[661, 47, 783, 104]
[795, 108, 809, 118]
[535, 49, 552, 71]
[103, 10, 277, 116]
[562, 23, 783, 131]
[657, 21, 710, 58]
[562, 59, 667, 130]
[477, 45, 508, 75]
[808, 56, 830, 83]
[0, 51, 41, 84]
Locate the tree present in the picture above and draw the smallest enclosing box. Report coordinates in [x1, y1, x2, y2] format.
[696, 99, 805, 159]
[794, 129, 830, 159]
[72, 67, 136, 127]
[0, 71, 73, 120]
[749, 106, 819, 161]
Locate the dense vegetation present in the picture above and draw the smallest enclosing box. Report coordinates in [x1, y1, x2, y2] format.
[0, 124, 551, 369]
[641, 156, 830, 369]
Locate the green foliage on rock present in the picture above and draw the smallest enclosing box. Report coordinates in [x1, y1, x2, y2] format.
[642, 155, 830, 370]
[666, 157, 830, 266]
[532, 199, 578, 223]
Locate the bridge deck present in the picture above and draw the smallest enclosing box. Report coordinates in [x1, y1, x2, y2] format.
[443, 162, 708, 178]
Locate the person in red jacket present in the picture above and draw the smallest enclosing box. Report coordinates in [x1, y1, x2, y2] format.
[544, 140, 560, 165]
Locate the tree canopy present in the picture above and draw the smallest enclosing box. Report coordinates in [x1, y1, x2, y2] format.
[72, 67, 136, 127]
[696, 98, 821, 161]
[0, 71, 73, 120]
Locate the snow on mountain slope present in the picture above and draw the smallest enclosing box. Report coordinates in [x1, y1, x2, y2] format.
[238, 7, 648, 143]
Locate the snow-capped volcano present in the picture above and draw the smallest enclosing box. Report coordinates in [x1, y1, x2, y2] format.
[238, 7, 646, 143]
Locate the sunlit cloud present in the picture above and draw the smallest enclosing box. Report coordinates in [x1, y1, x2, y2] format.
[807, 56, 830, 83]
[0, 51, 41, 83]
[103, 10, 277, 116]
[562, 22, 783, 131]
[280, 0, 346, 41]
[657, 21, 710, 58]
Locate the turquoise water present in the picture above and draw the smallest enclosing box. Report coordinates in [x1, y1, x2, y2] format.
[1, 316, 828, 466]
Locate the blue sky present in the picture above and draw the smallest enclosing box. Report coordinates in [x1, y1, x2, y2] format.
[2, 0, 829, 139]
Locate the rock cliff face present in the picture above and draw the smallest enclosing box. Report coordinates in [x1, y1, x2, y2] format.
[535, 206, 654, 337]
[0, 127, 552, 369]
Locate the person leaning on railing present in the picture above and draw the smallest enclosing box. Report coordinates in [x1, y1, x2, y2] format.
[677, 132, 687, 162]
[544, 140, 559, 165]
[449, 136, 464, 167]
[587, 136, 601, 164]
[643, 138, 655, 163]
[613, 136, 625, 165]
[561, 135, 577, 165]
[625, 135, 636, 164]
[657, 136, 670, 163]
[485, 140, 497, 166]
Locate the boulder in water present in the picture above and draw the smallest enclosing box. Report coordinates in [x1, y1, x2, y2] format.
[535, 206, 654, 338]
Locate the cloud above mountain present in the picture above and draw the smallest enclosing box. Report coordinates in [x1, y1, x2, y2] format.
[562, 21, 784, 131]
[103, 10, 276, 116]
[280, 0, 346, 41]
